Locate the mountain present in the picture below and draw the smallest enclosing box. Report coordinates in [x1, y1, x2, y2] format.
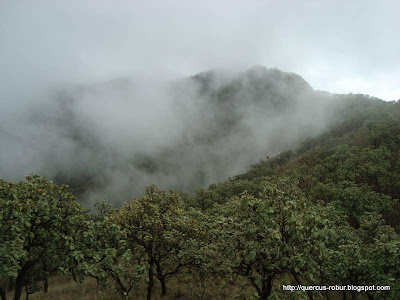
[2, 67, 400, 299]
[0, 66, 384, 204]
[197, 93, 400, 228]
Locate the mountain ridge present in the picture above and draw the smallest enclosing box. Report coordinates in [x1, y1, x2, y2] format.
[0, 66, 388, 205]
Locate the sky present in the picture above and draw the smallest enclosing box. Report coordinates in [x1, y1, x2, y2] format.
[0, 0, 399, 102]
[1, 0, 399, 202]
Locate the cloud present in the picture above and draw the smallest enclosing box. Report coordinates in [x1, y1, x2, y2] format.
[0, 0, 398, 204]
[0, 65, 340, 205]
[1, 0, 399, 100]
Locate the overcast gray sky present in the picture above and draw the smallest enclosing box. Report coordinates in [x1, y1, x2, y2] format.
[1, 0, 399, 101]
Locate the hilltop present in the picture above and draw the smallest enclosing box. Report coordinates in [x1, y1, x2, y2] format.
[0, 66, 394, 206]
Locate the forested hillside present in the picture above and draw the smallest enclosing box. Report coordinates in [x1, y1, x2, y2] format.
[1, 72, 400, 299]
[1, 67, 344, 204]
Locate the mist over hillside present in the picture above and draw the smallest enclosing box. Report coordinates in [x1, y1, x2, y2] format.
[1, 66, 349, 204]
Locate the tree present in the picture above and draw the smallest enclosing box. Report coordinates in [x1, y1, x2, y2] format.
[0, 175, 86, 300]
[115, 185, 197, 299]
[211, 179, 330, 299]
[310, 181, 394, 228]
[71, 201, 146, 299]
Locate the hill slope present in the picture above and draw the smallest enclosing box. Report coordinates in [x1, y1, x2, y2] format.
[196, 95, 400, 228]
[0, 66, 391, 205]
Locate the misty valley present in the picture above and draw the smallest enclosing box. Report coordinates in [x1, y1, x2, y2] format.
[2, 66, 346, 204]
[1, 67, 400, 300]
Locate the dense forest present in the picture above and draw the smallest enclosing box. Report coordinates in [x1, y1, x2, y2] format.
[1, 69, 400, 299]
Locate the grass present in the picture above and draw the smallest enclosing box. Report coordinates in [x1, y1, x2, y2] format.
[7, 276, 116, 300]
[6, 275, 253, 300]
[6, 275, 369, 299]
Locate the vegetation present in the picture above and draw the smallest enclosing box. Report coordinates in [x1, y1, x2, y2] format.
[0, 176, 86, 300]
[1, 96, 400, 299]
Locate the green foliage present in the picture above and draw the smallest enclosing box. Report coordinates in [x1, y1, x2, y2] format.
[191, 179, 264, 211]
[0, 175, 86, 300]
[114, 186, 201, 299]
[208, 179, 332, 299]
[1, 96, 400, 299]
[71, 201, 145, 299]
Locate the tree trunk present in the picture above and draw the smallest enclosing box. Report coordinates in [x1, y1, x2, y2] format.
[155, 261, 167, 296]
[13, 285, 23, 300]
[147, 262, 154, 300]
[13, 262, 32, 300]
[324, 291, 331, 300]
[159, 277, 167, 297]
[13, 274, 25, 300]
[43, 279, 48, 293]
[0, 287, 6, 300]
[259, 278, 273, 300]
[366, 292, 374, 300]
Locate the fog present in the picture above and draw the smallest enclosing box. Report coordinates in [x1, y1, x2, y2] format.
[1, 1, 399, 204]
[0, 66, 337, 204]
